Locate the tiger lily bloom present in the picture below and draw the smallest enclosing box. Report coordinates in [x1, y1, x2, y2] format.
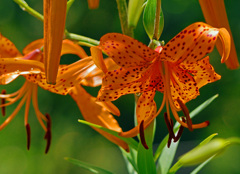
[0, 34, 88, 152]
[199, 0, 239, 69]
[44, 0, 67, 84]
[91, 22, 230, 140]
[87, 0, 100, 9]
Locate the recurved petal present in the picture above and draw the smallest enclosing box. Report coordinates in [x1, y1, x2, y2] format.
[170, 65, 200, 108]
[99, 33, 158, 67]
[182, 56, 221, 88]
[0, 58, 44, 76]
[0, 34, 22, 58]
[160, 22, 230, 64]
[25, 57, 94, 95]
[70, 85, 129, 151]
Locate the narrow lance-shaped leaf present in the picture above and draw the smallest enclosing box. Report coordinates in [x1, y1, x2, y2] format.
[65, 157, 113, 174]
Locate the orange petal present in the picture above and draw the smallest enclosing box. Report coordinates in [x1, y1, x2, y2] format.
[23, 39, 44, 55]
[199, 0, 239, 69]
[99, 33, 158, 67]
[44, 0, 67, 84]
[0, 33, 22, 58]
[25, 57, 94, 95]
[182, 56, 221, 88]
[70, 85, 129, 151]
[87, 0, 100, 9]
[136, 89, 156, 123]
[91, 46, 108, 73]
[160, 22, 230, 64]
[0, 58, 44, 76]
[61, 40, 88, 58]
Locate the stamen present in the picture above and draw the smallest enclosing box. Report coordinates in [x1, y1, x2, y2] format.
[44, 113, 52, 154]
[174, 117, 186, 142]
[164, 112, 174, 148]
[1, 90, 6, 116]
[139, 120, 149, 149]
[25, 123, 31, 150]
[177, 98, 193, 131]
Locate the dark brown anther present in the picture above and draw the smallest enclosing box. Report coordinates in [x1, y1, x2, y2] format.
[139, 120, 149, 149]
[44, 113, 52, 154]
[174, 117, 186, 142]
[177, 98, 193, 131]
[1, 89, 6, 116]
[164, 112, 175, 148]
[25, 123, 31, 150]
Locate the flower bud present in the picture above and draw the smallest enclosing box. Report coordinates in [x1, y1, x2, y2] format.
[128, 0, 145, 28]
[179, 138, 230, 166]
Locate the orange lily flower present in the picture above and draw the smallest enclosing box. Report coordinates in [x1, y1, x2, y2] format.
[44, 0, 67, 84]
[199, 0, 239, 69]
[0, 34, 88, 152]
[87, 0, 100, 9]
[91, 22, 230, 140]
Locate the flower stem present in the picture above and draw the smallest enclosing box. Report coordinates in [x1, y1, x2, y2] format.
[13, 0, 44, 21]
[153, 0, 161, 40]
[116, 0, 134, 37]
[65, 31, 100, 46]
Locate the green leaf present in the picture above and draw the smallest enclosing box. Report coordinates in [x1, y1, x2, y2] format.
[137, 121, 156, 174]
[143, 0, 164, 39]
[78, 120, 138, 150]
[128, 0, 145, 28]
[158, 140, 180, 174]
[199, 133, 218, 147]
[67, 0, 75, 14]
[120, 147, 138, 174]
[65, 157, 113, 174]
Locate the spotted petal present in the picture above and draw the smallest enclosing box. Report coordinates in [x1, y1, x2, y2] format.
[0, 34, 22, 58]
[181, 56, 221, 89]
[160, 22, 230, 64]
[25, 57, 94, 95]
[99, 33, 158, 68]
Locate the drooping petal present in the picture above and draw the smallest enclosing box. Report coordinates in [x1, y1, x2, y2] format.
[23, 39, 88, 59]
[25, 57, 94, 95]
[181, 56, 221, 88]
[99, 33, 158, 67]
[44, 0, 67, 84]
[70, 85, 129, 151]
[0, 34, 22, 58]
[0, 58, 44, 77]
[136, 89, 156, 124]
[91, 46, 108, 73]
[160, 22, 230, 64]
[199, 0, 239, 69]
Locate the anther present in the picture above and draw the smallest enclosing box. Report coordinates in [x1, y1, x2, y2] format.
[1, 90, 6, 116]
[139, 120, 149, 149]
[164, 112, 175, 148]
[177, 98, 193, 131]
[25, 123, 31, 150]
[174, 117, 186, 142]
[44, 113, 52, 154]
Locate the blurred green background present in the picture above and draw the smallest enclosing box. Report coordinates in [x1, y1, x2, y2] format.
[0, 0, 240, 173]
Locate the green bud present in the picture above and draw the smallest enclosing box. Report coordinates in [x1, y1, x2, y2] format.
[128, 0, 145, 28]
[179, 139, 230, 166]
[143, 0, 164, 40]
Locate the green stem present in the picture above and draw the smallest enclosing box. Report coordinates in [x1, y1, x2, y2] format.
[116, 0, 134, 37]
[13, 0, 44, 21]
[153, 0, 161, 40]
[65, 31, 100, 46]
